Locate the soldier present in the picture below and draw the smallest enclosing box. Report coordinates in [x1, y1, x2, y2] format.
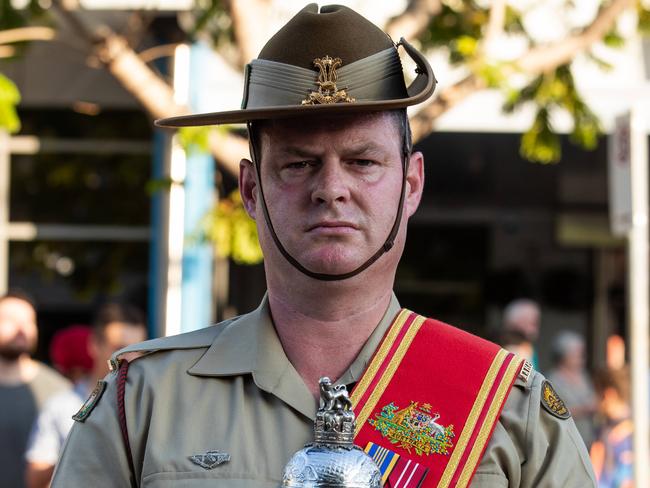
[52, 4, 596, 487]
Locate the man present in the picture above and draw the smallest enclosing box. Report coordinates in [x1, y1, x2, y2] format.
[548, 330, 597, 450]
[502, 298, 541, 366]
[590, 367, 633, 488]
[25, 304, 147, 488]
[53, 4, 596, 487]
[0, 291, 70, 488]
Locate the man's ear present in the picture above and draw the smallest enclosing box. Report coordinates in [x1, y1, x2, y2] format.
[240, 158, 258, 219]
[405, 151, 424, 218]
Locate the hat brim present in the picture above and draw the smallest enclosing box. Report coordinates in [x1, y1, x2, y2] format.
[155, 38, 436, 128]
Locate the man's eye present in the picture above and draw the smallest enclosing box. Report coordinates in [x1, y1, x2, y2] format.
[354, 159, 375, 167]
[286, 161, 313, 169]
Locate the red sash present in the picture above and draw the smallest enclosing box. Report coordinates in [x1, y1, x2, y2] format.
[351, 309, 524, 488]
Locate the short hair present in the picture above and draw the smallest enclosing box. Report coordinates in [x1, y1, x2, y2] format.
[503, 298, 540, 328]
[0, 289, 37, 311]
[550, 330, 584, 365]
[594, 367, 630, 402]
[498, 329, 530, 348]
[92, 303, 145, 341]
[248, 109, 413, 166]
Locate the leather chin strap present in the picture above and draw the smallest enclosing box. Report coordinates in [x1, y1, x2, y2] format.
[247, 122, 409, 281]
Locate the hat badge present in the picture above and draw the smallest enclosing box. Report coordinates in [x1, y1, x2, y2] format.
[302, 55, 356, 105]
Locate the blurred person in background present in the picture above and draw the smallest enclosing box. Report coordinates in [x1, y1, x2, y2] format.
[24, 303, 146, 488]
[548, 330, 597, 450]
[606, 335, 626, 370]
[0, 290, 70, 488]
[48, 325, 94, 382]
[498, 329, 534, 362]
[590, 367, 633, 488]
[502, 298, 540, 368]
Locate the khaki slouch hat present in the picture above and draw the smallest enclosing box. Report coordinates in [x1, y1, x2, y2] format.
[156, 3, 436, 127]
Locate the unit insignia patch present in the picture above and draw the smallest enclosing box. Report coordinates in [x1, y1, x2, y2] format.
[541, 380, 571, 419]
[369, 401, 455, 456]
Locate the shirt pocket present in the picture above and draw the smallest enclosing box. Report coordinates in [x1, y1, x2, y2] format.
[142, 471, 280, 488]
[470, 472, 509, 487]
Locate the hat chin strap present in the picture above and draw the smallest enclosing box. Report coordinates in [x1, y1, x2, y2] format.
[247, 122, 409, 282]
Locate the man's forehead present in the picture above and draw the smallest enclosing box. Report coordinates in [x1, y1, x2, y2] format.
[257, 111, 402, 153]
[262, 110, 395, 133]
[0, 297, 36, 317]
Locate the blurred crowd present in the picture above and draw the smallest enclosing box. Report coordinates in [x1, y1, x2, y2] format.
[0, 289, 641, 488]
[0, 290, 146, 488]
[497, 298, 634, 488]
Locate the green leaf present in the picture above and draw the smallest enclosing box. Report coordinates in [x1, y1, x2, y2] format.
[178, 126, 211, 153]
[0, 73, 21, 133]
[145, 177, 175, 195]
[639, 7, 650, 36]
[586, 51, 614, 71]
[603, 30, 625, 48]
[477, 62, 506, 88]
[201, 190, 263, 265]
[455, 35, 478, 57]
[520, 109, 561, 164]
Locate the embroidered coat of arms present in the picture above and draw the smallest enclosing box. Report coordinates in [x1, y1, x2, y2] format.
[369, 401, 455, 457]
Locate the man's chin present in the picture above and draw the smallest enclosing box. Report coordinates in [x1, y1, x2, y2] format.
[299, 251, 366, 276]
[0, 347, 29, 361]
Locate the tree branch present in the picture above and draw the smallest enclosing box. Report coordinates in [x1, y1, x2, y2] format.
[50, 0, 244, 177]
[227, 0, 271, 66]
[483, 0, 506, 50]
[138, 43, 181, 63]
[385, 0, 442, 41]
[516, 0, 631, 73]
[410, 74, 485, 141]
[0, 27, 56, 44]
[0, 46, 16, 58]
[410, 0, 633, 141]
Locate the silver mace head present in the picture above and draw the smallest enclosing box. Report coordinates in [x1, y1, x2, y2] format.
[281, 377, 381, 487]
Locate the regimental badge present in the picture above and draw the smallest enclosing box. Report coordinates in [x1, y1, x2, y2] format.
[541, 381, 571, 419]
[368, 401, 455, 457]
[301, 55, 356, 105]
[189, 450, 231, 470]
[72, 380, 107, 422]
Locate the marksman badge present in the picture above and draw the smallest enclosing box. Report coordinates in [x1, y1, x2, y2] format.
[189, 450, 231, 470]
[302, 56, 356, 105]
[282, 377, 381, 487]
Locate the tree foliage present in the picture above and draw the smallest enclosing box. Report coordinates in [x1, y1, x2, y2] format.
[0, 72, 20, 133]
[201, 190, 263, 265]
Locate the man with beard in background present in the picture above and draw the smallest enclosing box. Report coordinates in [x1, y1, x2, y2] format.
[0, 291, 70, 488]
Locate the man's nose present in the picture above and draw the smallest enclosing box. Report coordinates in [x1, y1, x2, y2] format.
[311, 161, 350, 204]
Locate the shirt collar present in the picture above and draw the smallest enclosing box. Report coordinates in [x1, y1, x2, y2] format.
[188, 293, 401, 420]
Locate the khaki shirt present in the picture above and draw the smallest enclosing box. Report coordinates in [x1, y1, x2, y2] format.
[52, 296, 596, 487]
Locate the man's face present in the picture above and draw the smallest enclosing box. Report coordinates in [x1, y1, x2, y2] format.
[90, 321, 146, 376]
[240, 112, 424, 277]
[0, 297, 37, 361]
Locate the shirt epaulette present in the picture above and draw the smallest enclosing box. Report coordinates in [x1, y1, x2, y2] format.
[108, 316, 241, 372]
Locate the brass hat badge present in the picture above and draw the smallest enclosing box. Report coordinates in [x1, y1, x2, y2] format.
[302, 56, 356, 105]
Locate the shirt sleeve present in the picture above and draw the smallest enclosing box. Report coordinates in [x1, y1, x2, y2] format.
[50, 373, 133, 487]
[473, 370, 597, 487]
[25, 400, 63, 465]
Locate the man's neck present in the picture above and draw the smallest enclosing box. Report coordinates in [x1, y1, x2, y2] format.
[268, 280, 393, 399]
[0, 354, 39, 385]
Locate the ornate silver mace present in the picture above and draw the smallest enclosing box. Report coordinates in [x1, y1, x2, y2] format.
[282, 377, 381, 487]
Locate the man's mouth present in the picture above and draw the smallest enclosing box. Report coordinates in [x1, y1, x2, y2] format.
[307, 221, 359, 234]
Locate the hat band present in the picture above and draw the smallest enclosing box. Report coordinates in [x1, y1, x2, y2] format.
[243, 47, 408, 109]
